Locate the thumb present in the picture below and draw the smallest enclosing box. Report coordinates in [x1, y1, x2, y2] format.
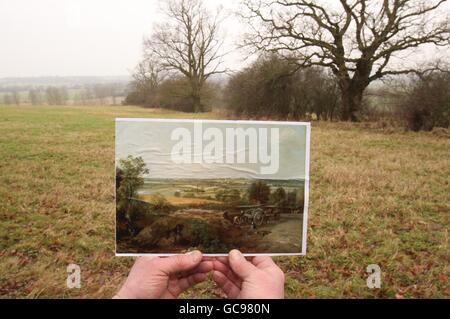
[157, 251, 203, 275]
[228, 249, 256, 279]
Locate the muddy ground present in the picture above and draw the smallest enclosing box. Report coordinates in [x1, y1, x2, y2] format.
[249, 214, 303, 253]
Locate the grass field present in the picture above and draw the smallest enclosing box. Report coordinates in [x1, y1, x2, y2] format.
[0, 105, 448, 298]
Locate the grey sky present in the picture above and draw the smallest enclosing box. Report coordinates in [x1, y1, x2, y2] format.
[116, 119, 309, 180]
[0, 0, 245, 78]
[0, 0, 448, 78]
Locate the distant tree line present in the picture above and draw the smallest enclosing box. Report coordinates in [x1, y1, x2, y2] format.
[1, 83, 126, 106]
[2, 91, 21, 105]
[247, 181, 302, 208]
[124, 70, 221, 112]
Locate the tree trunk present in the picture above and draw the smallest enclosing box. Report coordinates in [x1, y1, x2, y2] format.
[191, 80, 203, 113]
[340, 85, 365, 122]
[192, 93, 203, 113]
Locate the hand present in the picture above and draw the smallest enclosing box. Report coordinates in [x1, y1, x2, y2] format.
[212, 250, 285, 299]
[113, 250, 212, 299]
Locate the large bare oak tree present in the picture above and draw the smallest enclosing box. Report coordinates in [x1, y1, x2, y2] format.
[143, 0, 226, 112]
[242, 0, 450, 121]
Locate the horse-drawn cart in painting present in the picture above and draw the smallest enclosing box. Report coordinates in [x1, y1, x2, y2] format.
[223, 205, 280, 226]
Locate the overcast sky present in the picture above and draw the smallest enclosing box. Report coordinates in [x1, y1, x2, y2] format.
[0, 0, 448, 78]
[0, 0, 244, 78]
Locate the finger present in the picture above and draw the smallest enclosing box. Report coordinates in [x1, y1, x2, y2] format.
[196, 260, 213, 273]
[134, 256, 159, 265]
[157, 251, 202, 275]
[212, 271, 240, 298]
[127, 256, 159, 275]
[216, 256, 229, 265]
[212, 259, 230, 272]
[213, 260, 230, 269]
[251, 256, 277, 270]
[202, 256, 214, 261]
[252, 256, 284, 282]
[185, 260, 213, 276]
[212, 258, 229, 271]
[212, 259, 242, 288]
[228, 250, 257, 280]
[170, 273, 208, 296]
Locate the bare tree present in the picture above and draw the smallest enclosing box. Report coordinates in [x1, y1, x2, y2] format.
[46, 86, 68, 105]
[12, 91, 20, 105]
[242, 0, 450, 121]
[3, 94, 12, 105]
[132, 59, 163, 93]
[129, 58, 164, 105]
[80, 87, 94, 106]
[29, 89, 41, 105]
[143, 0, 227, 112]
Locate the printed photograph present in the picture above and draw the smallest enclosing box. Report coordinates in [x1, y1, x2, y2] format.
[116, 119, 310, 255]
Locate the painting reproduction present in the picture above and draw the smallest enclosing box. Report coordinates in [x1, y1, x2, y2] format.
[115, 119, 310, 256]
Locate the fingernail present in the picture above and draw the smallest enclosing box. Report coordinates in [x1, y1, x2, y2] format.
[229, 249, 242, 261]
[187, 250, 201, 263]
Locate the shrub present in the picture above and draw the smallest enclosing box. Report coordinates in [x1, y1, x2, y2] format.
[224, 54, 340, 120]
[396, 73, 450, 131]
[149, 193, 172, 212]
[270, 187, 287, 206]
[247, 181, 271, 204]
[124, 75, 220, 112]
[215, 189, 241, 202]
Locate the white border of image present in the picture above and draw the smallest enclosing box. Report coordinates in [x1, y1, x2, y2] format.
[115, 118, 311, 257]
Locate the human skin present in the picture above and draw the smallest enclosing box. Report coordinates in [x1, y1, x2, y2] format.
[113, 250, 212, 299]
[113, 249, 285, 299]
[212, 250, 285, 299]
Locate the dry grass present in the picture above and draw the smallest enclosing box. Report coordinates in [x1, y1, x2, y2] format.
[0, 105, 448, 298]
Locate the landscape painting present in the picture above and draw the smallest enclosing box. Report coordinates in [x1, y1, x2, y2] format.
[115, 119, 310, 255]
